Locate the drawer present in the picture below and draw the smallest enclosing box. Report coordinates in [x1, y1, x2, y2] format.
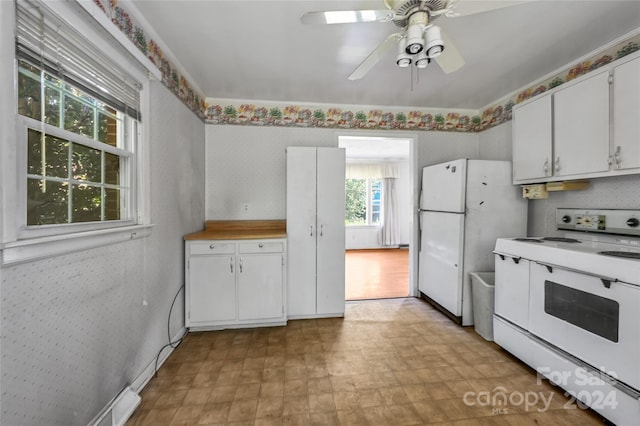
[238, 241, 284, 254]
[189, 241, 235, 255]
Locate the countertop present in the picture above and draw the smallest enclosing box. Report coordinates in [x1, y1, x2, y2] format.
[184, 220, 286, 240]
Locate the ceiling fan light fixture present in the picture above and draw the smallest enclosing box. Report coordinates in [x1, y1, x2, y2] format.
[405, 22, 424, 54]
[396, 36, 412, 67]
[424, 25, 444, 58]
[415, 51, 430, 68]
[405, 11, 429, 54]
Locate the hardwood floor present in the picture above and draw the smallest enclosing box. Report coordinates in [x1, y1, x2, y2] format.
[345, 248, 409, 301]
[127, 298, 607, 426]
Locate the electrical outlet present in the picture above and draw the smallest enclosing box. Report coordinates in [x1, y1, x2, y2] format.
[242, 203, 250, 213]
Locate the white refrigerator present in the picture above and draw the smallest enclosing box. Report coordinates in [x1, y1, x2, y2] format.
[418, 159, 526, 325]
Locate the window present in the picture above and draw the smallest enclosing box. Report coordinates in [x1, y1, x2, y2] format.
[345, 178, 382, 226]
[15, 1, 142, 234]
[19, 61, 135, 226]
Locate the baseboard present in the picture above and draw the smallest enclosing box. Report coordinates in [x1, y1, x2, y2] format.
[130, 327, 187, 393]
[88, 327, 187, 426]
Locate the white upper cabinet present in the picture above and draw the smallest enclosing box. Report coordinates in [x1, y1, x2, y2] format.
[513, 95, 553, 182]
[512, 52, 640, 184]
[553, 70, 610, 177]
[612, 56, 640, 170]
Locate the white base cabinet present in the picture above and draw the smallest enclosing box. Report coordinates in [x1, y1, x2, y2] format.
[185, 239, 286, 330]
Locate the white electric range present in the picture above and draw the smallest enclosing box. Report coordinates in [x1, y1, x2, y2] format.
[493, 208, 640, 426]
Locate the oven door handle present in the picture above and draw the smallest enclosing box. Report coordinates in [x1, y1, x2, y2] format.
[535, 261, 619, 288]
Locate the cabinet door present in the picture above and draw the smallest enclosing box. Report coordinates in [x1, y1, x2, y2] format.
[512, 95, 553, 182]
[238, 254, 283, 320]
[612, 57, 640, 170]
[494, 255, 530, 330]
[286, 147, 318, 316]
[316, 148, 346, 315]
[554, 71, 610, 176]
[187, 255, 236, 323]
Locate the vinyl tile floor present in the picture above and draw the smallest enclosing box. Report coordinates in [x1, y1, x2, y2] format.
[127, 298, 608, 425]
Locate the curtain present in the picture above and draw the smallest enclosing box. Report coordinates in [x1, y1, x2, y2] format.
[346, 163, 398, 179]
[381, 177, 398, 246]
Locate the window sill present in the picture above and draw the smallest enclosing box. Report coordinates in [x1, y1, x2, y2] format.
[1, 224, 153, 266]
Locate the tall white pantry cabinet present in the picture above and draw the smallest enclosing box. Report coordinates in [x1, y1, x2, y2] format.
[286, 147, 346, 318]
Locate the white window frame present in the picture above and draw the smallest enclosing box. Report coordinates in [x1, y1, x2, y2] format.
[1, 0, 155, 265]
[345, 177, 383, 227]
[17, 115, 138, 239]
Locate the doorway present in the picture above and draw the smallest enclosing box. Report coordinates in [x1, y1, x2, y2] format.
[338, 135, 414, 300]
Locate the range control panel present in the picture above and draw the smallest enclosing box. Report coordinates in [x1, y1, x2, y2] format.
[556, 209, 640, 236]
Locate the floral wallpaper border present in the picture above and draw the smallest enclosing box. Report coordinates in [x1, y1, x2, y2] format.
[93, 0, 639, 133]
[478, 34, 640, 131]
[92, 0, 206, 119]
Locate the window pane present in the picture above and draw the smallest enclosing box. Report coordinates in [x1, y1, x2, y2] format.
[104, 152, 120, 185]
[371, 180, 382, 224]
[72, 143, 101, 183]
[27, 178, 68, 225]
[71, 184, 101, 223]
[98, 111, 119, 146]
[345, 178, 366, 225]
[27, 130, 69, 178]
[64, 96, 94, 138]
[105, 188, 121, 220]
[18, 71, 41, 120]
[44, 86, 61, 126]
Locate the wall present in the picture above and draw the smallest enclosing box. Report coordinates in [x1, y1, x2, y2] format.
[476, 121, 640, 237]
[528, 174, 640, 237]
[206, 125, 479, 220]
[0, 81, 205, 425]
[478, 121, 512, 161]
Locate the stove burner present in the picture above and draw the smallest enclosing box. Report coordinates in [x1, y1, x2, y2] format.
[514, 238, 543, 243]
[542, 237, 581, 243]
[598, 251, 640, 259]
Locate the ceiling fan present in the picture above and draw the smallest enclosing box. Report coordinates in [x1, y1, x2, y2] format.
[301, 0, 530, 80]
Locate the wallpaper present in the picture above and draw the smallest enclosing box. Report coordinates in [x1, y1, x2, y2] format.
[94, 0, 639, 132]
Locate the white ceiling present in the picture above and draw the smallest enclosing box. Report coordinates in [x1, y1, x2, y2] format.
[130, 0, 640, 110]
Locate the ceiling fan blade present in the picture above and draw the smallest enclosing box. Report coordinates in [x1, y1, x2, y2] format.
[445, 0, 532, 17]
[301, 10, 395, 25]
[435, 29, 465, 74]
[348, 33, 402, 80]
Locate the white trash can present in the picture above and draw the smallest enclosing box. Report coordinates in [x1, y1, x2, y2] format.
[470, 272, 495, 341]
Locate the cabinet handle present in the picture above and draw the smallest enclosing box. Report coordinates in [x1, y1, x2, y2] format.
[320, 224, 324, 236]
[310, 225, 313, 237]
[239, 257, 243, 273]
[542, 158, 549, 174]
[230, 257, 234, 273]
[258, 243, 264, 248]
[554, 157, 560, 172]
[209, 244, 215, 249]
[614, 146, 622, 169]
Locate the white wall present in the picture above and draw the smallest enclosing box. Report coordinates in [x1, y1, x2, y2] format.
[0, 82, 205, 425]
[475, 121, 640, 237]
[206, 126, 480, 221]
[205, 125, 339, 220]
[478, 121, 512, 161]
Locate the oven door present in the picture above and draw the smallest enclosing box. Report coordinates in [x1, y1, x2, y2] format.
[529, 261, 640, 391]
